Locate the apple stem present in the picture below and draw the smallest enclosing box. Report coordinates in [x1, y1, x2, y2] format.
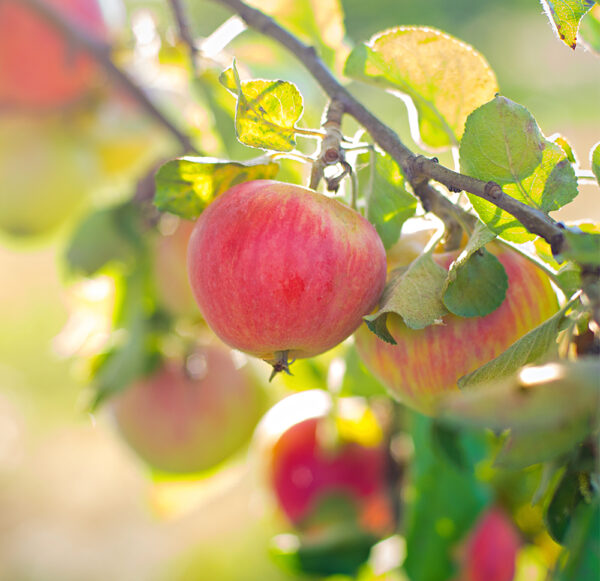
[269, 350, 295, 381]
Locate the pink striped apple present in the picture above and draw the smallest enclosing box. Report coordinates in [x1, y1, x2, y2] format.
[187, 180, 387, 374]
[111, 345, 265, 474]
[355, 238, 559, 415]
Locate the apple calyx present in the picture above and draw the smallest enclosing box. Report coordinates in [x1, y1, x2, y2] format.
[268, 350, 295, 381]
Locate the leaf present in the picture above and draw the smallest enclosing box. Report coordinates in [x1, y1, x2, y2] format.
[340, 344, 387, 397]
[457, 301, 572, 389]
[545, 469, 586, 544]
[365, 152, 418, 249]
[460, 96, 578, 242]
[443, 249, 508, 318]
[562, 230, 600, 265]
[579, 4, 600, 53]
[154, 156, 278, 220]
[404, 414, 490, 581]
[550, 133, 578, 164]
[541, 0, 595, 49]
[442, 359, 600, 441]
[65, 203, 143, 275]
[364, 249, 448, 340]
[553, 499, 600, 581]
[430, 421, 468, 471]
[344, 27, 498, 149]
[592, 141, 600, 184]
[220, 62, 304, 152]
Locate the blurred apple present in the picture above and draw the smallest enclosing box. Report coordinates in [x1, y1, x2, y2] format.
[0, 117, 96, 240]
[111, 345, 267, 474]
[256, 390, 396, 539]
[0, 0, 107, 110]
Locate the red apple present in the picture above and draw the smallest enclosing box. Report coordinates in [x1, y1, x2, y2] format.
[355, 238, 559, 415]
[256, 390, 395, 538]
[461, 506, 520, 581]
[187, 180, 387, 372]
[0, 0, 106, 109]
[111, 345, 266, 474]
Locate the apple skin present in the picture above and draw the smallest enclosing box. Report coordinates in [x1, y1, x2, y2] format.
[0, 0, 106, 110]
[355, 242, 559, 415]
[461, 507, 520, 581]
[111, 346, 266, 474]
[187, 180, 387, 365]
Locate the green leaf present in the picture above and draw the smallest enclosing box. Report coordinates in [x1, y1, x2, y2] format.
[430, 421, 468, 471]
[154, 156, 278, 220]
[220, 62, 304, 152]
[591, 141, 600, 184]
[545, 469, 586, 544]
[364, 248, 448, 339]
[404, 414, 490, 581]
[562, 230, 600, 265]
[551, 134, 578, 164]
[340, 344, 387, 397]
[442, 359, 600, 468]
[344, 27, 498, 149]
[365, 152, 417, 250]
[457, 300, 572, 390]
[460, 96, 578, 242]
[541, 0, 595, 49]
[65, 203, 144, 275]
[553, 499, 600, 580]
[443, 249, 508, 318]
[580, 4, 600, 53]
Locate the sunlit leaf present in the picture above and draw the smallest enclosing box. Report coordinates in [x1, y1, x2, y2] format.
[154, 156, 278, 220]
[592, 141, 600, 184]
[364, 249, 448, 340]
[541, 0, 595, 49]
[365, 152, 417, 249]
[460, 96, 578, 242]
[457, 300, 573, 390]
[550, 133, 578, 164]
[220, 63, 304, 152]
[344, 26, 498, 149]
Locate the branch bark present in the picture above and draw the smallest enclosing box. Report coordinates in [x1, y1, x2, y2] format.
[168, 0, 200, 75]
[20, 0, 196, 153]
[212, 0, 566, 252]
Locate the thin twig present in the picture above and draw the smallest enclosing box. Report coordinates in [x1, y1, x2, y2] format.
[20, 0, 195, 153]
[211, 0, 567, 252]
[168, 0, 200, 75]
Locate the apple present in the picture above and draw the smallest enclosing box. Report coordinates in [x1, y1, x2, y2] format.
[0, 0, 106, 109]
[460, 506, 520, 581]
[355, 234, 559, 415]
[256, 390, 395, 538]
[111, 345, 266, 474]
[0, 116, 96, 239]
[187, 180, 387, 373]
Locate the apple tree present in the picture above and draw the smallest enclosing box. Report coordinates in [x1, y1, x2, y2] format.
[1, 0, 599, 579]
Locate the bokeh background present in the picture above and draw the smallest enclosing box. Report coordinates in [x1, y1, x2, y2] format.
[0, 0, 598, 579]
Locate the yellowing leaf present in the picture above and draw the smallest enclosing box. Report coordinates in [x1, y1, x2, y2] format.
[541, 0, 595, 49]
[344, 26, 498, 149]
[220, 63, 304, 152]
[154, 157, 279, 219]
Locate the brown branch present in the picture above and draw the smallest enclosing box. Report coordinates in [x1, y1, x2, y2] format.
[168, 0, 200, 75]
[211, 0, 567, 252]
[20, 0, 195, 153]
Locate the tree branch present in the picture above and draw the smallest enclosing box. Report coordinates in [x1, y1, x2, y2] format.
[168, 0, 200, 75]
[20, 0, 195, 153]
[212, 0, 566, 252]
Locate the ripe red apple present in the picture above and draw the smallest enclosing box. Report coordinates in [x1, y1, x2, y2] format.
[460, 506, 520, 581]
[256, 390, 395, 538]
[111, 345, 266, 474]
[355, 236, 559, 415]
[0, 0, 106, 109]
[187, 180, 387, 372]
